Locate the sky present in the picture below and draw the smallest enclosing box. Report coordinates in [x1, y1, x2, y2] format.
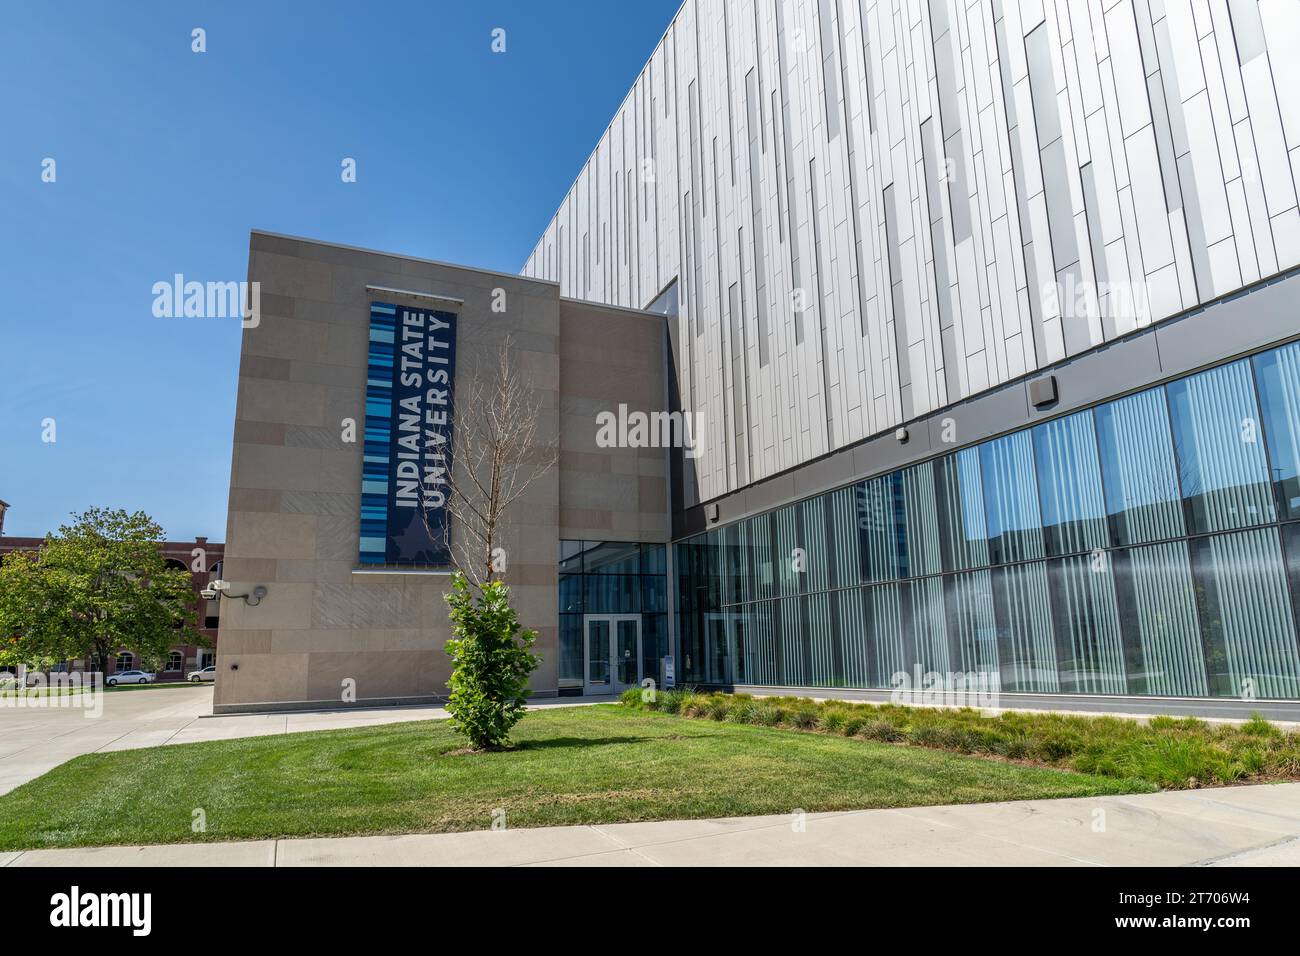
[0, 0, 681, 541]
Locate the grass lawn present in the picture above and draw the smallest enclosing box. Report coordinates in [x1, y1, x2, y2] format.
[0, 705, 1151, 850]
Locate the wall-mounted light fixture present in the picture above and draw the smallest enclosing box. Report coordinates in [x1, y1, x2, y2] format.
[199, 580, 267, 606]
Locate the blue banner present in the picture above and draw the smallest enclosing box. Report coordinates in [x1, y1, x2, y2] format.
[359, 300, 457, 565]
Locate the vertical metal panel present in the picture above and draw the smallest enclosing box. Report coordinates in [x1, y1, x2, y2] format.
[523, 0, 1300, 502]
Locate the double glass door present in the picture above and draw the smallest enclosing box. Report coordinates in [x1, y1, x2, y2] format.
[584, 614, 642, 695]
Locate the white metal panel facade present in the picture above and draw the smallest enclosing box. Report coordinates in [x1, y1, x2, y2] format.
[524, 0, 1300, 504]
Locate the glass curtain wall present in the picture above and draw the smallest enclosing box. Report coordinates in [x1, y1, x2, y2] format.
[675, 341, 1300, 700]
[559, 541, 668, 689]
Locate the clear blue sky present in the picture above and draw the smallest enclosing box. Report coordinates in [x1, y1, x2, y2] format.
[0, 0, 681, 540]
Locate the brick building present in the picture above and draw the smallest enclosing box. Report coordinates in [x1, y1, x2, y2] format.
[0, 525, 223, 680]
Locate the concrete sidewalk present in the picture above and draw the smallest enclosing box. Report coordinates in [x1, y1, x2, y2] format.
[5, 782, 1298, 867]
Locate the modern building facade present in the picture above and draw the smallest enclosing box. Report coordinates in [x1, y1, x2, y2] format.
[217, 1, 1300, 714]
[213, 233, 667, 712]
[523, 0, 1300, 708]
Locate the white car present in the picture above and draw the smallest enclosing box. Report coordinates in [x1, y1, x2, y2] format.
[187, 665, 217, 683]
[107, 670, 155, 686]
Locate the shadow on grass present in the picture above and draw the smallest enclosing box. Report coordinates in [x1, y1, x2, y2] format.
[510, 735, 656, 752]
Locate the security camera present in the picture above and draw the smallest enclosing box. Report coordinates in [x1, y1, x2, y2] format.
[199, 587, 218, 600]
[212, 579, 231, 592]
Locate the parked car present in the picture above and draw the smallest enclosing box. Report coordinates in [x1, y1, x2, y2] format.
[107, 670, 155, 686]
[187, 665, 217, 683]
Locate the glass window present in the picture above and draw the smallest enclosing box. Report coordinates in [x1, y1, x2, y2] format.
[1032, 409, 1107, 555]
[1045, 554, 1126, 694]
[584, 575, 640, 613]
[934, 450, 989, 571]
[1166, 359, 1275, 533]
[558, 615, 584, 683]
[641, 543, 667, 575]
[773, 505, 802, 596]
[907, 577, 949, 676]
[667, 345, 1300, 702]
[855, 472, 906, 582]
[749, 512, 776, 600]
[778, 596, 807, 685]
[991, 562, 1057, 692]
[1094, 387, 1185, 546]
[834, 588, 869, 687]
[1253, 342, 1300, 521]
[721, 522, 748, 607]
[943, 570, 999, 677]
[901, 462, 942, 577]
[800, 496, 831, 591]
[166, 651, 183, 672]
[980, 431, 1045, 565]
[1191, 527, 1300, 700]
[115, 652, 134, 671]
[641, 574, 667, 613]
[559, 539, 584, 574]
[1112, 542, 1207, 697]
[861, 583, 905, 688]
[641, 614, 668, 685]
[828, 486, 862, 588]
[559, 574, 583, 613]
[807, 592, 836, 686]
[582, 541, 641, 574]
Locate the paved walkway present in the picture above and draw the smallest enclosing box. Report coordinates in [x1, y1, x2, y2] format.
[0, 685, 604, 796]
[4, 783, 1298, 867]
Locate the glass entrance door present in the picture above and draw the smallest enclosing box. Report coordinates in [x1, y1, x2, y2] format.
[584, 614, 641, 695]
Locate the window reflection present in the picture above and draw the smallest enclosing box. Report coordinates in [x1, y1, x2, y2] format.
[671, 341, 1300, 700]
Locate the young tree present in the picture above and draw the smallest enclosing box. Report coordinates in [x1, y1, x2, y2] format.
[436, 340, 558, 586]
[423, 340, 556, 749]
[0, 508, 202, 674]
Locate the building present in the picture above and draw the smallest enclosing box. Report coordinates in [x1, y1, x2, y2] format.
[216, 0, 1300, 715]
[0, 526, 223, 679]
[213, 236, 667, 712]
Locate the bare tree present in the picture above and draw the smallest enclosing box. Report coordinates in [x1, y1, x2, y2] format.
[423, 337, 558, 587]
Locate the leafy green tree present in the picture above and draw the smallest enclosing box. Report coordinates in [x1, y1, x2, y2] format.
[443, 573, 541, 750]
[0, 508, 202, 674]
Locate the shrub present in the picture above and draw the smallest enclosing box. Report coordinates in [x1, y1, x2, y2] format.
[819, 708, 850, 733]
[443, 573, 541, 750]
[706, 696, 732, 721]
[619, 687, 644, 708]
[617, 689, 1300, 789]
[657, 687, 694, 715]
[1241, 715, 1281, 737]
[1035, 733, 1084, 762]
[841, 715, 867, 737]
[858, 718, 903, 742]
[681, 694, 712, 718]
[933, 725, 977, 753]
[790, 706, 820, 730]
[994, 731, 1034, 760]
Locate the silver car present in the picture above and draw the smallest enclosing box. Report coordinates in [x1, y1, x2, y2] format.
[107, 670, 155, 686]
[187, 665, 217, 683]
